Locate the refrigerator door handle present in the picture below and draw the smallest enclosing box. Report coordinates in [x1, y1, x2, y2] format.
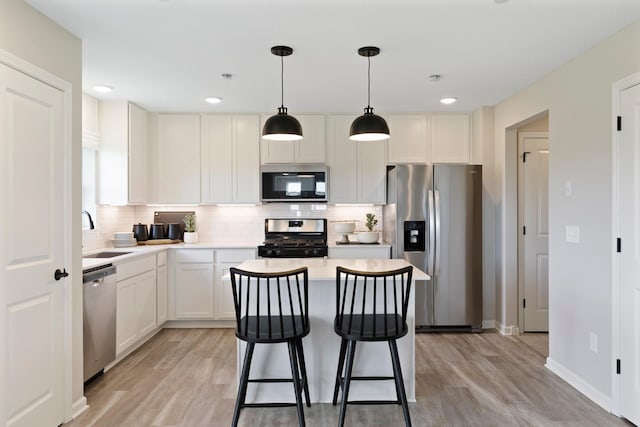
[435, 189, 441, 276]
[428, 190, 435, 275]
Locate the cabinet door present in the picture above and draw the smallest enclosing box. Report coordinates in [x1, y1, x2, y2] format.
[295, 115, 326, 163]
[156, 264, 168, 325]
[98, 100, 128, 205]
[234, 115, 260, 203]
[215, 262, 237, 320]
[387, 115, 428, 164]
[430, 114, 471, 164]
[157, 114, 201, 203]
[128, 103, 148, 204]
[175, 262, 215, 319]
[136, 270, 157, 336]
[357, 139, 387, 204]
[116, 276, 138, 356]
[328, 115, 358, 203]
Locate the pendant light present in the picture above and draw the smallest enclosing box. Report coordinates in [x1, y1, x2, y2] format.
[262, 45, 303, 141]
[349, 46, 390, 141]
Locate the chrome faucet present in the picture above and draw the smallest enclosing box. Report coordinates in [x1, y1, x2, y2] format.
[82, 210, 95, 230]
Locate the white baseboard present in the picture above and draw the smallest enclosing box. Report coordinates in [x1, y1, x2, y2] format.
[482, 319, 496, 330]
[545, 357, 612, 412]
[495, 320, 515, 335]
[71, 396, 88, 419]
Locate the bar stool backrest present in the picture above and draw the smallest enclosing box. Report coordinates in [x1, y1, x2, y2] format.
[230, 267, 309, 341]
[335, 265, 413, 339]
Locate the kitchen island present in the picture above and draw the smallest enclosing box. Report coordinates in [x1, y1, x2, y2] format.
[228, 258, 429, 404]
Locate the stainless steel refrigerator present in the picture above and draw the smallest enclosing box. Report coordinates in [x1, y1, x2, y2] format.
[383, 164, 482, 332]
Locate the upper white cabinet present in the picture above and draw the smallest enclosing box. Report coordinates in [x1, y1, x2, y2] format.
[387, 115, 428, 164]
[260, 114, 326, 164]
[98, 101, 149, 205]
[327, 115, 386, 204]
[82, 93, 100, 149]
[430, 114, 471, 164]
[201, 115, 260, 204]
[156, 114, 201, 204]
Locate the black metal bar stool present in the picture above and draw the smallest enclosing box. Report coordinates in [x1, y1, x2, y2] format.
[332, 265, 414, 427]
[229, 267, 311, 427]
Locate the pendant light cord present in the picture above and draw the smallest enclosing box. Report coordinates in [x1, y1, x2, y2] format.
[367, 55, 371, 109]
[280, 55, 284, 109]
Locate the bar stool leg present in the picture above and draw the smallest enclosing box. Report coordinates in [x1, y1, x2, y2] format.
[288, 341, 306, 427]
[389, 340, 412, 427]
[232, 342, 255, 427]
[295, 339, 311, 407]
[338, 340, 357, 427]
[332, 338, 348, 405]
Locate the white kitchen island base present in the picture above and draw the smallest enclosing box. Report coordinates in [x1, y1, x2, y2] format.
[228, 258, 429, 404]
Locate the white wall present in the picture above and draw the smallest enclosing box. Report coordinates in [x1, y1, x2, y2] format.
[0, 0, 83, 420]
[494, 19, 640, 401]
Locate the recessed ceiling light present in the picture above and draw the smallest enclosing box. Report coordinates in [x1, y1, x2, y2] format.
[92, 84, 113, 93]
[440, 97, 457, 105]
[494, 0, 510, 3]
[205, 97, 223, 104]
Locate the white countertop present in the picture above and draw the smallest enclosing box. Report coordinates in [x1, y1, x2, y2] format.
[233, 258, 429, 281]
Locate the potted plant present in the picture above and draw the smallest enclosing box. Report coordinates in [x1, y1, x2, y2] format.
[357, 213, 379, 244]
[183, 214, 198, 243]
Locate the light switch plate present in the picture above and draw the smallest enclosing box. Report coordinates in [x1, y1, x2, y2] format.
[565, 225, 580, 243]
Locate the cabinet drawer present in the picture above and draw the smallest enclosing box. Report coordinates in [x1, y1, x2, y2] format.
[156, 251, 167, 266]
[216, 249, 256, 263]
[175, 249, 214, 263]
[117, 255, 155, 281]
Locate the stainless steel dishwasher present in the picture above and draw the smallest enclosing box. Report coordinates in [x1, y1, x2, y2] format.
[83, 264, 117, 382]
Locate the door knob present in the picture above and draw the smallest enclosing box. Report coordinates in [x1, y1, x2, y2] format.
[54, 268, 69, 281]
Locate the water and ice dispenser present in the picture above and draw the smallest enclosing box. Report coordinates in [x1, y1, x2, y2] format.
[404, 221, 425, 252]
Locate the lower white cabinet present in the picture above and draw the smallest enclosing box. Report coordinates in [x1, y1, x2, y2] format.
[328, 245, 390, 260]
[156, 252, 168, 325]
[214, 249, 256, 320]
[116, 255, 157, 356]
[174, 249, 215, 319]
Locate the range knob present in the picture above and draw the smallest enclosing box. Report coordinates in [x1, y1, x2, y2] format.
[274, 248, 282, 256]
[265, 248, 273, 256]
[304, 249, 311, 256]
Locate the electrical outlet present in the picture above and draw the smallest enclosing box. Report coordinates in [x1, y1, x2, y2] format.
[565, 225, 580, 243]
[590, 332, 598, 354]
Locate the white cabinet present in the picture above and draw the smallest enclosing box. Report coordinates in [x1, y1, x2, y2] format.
[430, 114, 471, 164]
[156, 251, 168, 325]
[214, 249, 256, 320]
[156, 114, 201, 203]
[115, 255, 157, 356]
[260, 114, 326, 164]
[327, 115, 387, 204]
[387, 115, 428, 164]
[174, 249, 215, 319]
[201, 115, 260, 204]
[328, 245, 390, 259]
[98, 101, 149, 204]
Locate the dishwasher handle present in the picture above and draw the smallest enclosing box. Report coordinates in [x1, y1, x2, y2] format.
[83, 265, 116, 283]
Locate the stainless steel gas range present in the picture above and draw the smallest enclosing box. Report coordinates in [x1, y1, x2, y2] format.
[257, 218, 328, 258]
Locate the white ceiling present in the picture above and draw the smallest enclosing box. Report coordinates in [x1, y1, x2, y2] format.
[25, 0, 640, 114]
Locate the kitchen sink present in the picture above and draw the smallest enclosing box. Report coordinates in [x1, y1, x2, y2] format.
[83, 251, 132, 258]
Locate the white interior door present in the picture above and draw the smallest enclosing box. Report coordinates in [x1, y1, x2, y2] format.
[619, 82, 640, 426]
[519, 133, 549, 332]
[0, 63, 65, 427]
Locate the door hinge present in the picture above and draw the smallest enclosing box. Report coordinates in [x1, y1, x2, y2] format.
[617, 116, 622, 131]
[522, 151, 531, 162]
[617, 238, 621, 253]
[616, 359, 621, 374]
[523, 226, 526, 235]
[523, 299, 526, 308]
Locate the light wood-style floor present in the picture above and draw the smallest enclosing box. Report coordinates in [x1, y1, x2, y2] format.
[66, 329, 629, 427]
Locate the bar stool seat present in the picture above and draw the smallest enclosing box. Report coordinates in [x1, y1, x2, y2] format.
[230, 267, 311, 427]
[332, 265, 414, 427]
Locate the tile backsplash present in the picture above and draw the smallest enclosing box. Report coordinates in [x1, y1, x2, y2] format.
[83, 204, 384, 251]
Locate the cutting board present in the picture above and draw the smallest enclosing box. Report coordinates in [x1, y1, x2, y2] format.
[139, 239, 181, 245]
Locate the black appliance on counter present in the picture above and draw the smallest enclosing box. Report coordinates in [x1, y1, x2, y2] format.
[258, 218, 328, 258]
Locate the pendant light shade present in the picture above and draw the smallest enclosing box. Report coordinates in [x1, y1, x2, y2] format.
[349, 46, 390, 142]
[263, 46, 303, 141]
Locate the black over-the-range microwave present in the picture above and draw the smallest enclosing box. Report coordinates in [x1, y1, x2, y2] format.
[261, 164, 328, 202]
